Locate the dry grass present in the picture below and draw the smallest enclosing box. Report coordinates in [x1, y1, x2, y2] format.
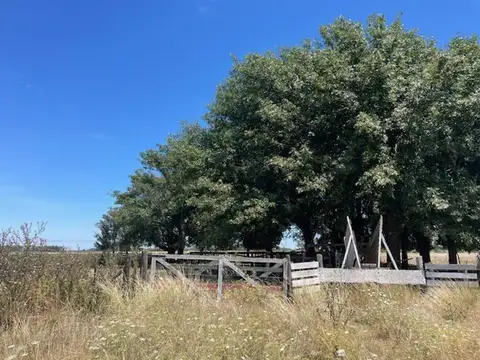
[393, 251, 478, 266]
[0, 279, 478, 360]
[1, 225, 479, 359]
[426, 251, 478, 264]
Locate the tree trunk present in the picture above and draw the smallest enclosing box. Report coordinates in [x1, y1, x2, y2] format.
[447, 235, 458, 264]
[415, 231, 431, 263]
[265, 245, 273, 258]
[401, 230, 409, 269]
[383, 213, 401, 268]
[351, 208, 365, 244]
[177, 221, 186, 255]
[296, 218, 316, 258]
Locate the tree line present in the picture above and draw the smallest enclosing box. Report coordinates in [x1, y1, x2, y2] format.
[95, 14, 480, 266]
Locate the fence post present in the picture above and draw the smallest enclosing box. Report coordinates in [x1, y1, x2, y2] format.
[284, 255, 292, 299]
[140, 251, 148, 281]
[123, 254, 132, 289]
[477, 253, 480, 287]
[282, 257, 289, 299]
[150, 257, 157, 281]
[415, 256, 423, 271]
[217, 258, 224, 301]
[317, 254, 324, 268]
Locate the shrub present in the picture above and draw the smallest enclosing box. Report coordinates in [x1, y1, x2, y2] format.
[0, 223, 110, 328]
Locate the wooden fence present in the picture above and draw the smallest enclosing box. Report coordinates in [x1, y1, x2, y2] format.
[118, 252, 480, 299]
[188, 247, 343, 266]
[290, 255, 480, 292]
[290, 261, 426, 291]
[150, 254, 285, 278]
[146, 253, 288, 300]
[422, 262, 480, 287]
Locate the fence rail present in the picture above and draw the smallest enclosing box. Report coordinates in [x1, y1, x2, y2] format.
[291, 263, 426, 289]
[158, 253, 284, 264]
[290, 255, 480, 291]
[423, 262, 479, 287]
[114, 252, 480, 299]
[149, 255, 281, 300]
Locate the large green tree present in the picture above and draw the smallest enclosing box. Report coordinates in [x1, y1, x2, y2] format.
[101, 14, 480, 263]
[203, 15, 480, 261]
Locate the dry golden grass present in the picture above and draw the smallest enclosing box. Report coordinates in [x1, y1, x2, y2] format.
[426, 251, 478, 264]
[0, 279, 479, 360]
[388, 251, 479, 266]
[1, 226, 479, 359]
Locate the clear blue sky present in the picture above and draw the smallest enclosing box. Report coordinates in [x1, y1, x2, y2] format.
[0, 0, 479, 249]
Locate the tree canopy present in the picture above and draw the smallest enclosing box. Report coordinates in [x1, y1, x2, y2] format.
[96, 14, 480, 264]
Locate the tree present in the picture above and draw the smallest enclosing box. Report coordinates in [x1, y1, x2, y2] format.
[94, 210, 122, 252]
[203, 14, 480, 260]
[101, 14, 480, 262]
[110, 123, 222, 253]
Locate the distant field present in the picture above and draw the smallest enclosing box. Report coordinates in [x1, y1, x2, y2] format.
[407, 251, 478, 265]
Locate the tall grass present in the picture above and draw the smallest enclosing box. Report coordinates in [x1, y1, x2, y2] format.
[0, 280, 479, 360]
[1, 225, 479, 359]
[0, 224, 116, 328]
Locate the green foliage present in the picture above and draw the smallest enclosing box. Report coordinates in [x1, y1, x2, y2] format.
[95, 210, 123, 252]
[103, 14, 480, 259]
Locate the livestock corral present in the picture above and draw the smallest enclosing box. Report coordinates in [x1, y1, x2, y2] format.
[1, 240, 480, 360]
[111, 217, 480, 299]
[114, 250, 480, 299]
[1, 217, 479, 360]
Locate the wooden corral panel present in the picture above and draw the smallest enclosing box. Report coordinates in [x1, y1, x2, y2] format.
[424, 263, 479, 287]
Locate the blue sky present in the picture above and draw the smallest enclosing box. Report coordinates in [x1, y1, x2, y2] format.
[1, 0, 479, 249]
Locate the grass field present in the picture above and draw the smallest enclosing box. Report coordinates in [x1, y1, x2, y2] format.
[424, 251, 478, 264]
[1, 279, 479, 360]
[1, 230, 479, 360]
[382, 251, 479, 266]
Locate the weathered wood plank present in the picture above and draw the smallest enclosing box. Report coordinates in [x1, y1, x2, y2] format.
[291, 261, 319, 271]
[317, 254, 324, 268]
[282, 257, 290, 299]
[426, 280, 479, 287]
[150, 257, 156, 281]
[291, 269, 319, 279]
[381, 233, 398, 270]
[217, 259, 223, 301]
[292, 277, 321, 287]
[477, 254, 480, 286]
[258, 262, 284, 278]
[140, 251, 148, 281]
[425, 271, 477, 280]
[292, 269, 426, 287]
[162, 254, 283, 264]
[155, 257, 189, 281]
[177, 264, 283, 273]
[192, 261, 217, 280]
[415, 257, 423, 270]
[222, 258, 258, 286]
[424, 264, 476, 271]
